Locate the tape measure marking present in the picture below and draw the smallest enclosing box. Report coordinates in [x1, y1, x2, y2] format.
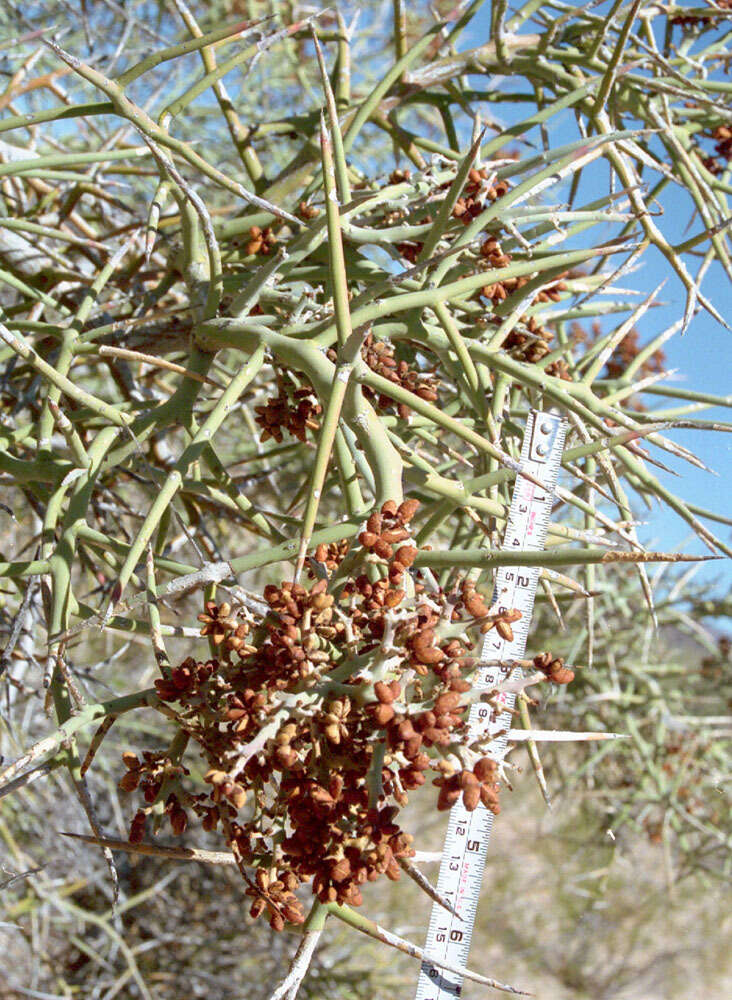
[414, 409, 566, 1000]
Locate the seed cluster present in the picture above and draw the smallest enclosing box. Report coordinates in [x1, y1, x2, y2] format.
[394, 166, 510, 264]
[604, 328, 666, 381]
[362, 335, 440, 416]
[533, 651, 574, 685]
[254, 375, 322, 443]
[479, 235, 568, 354]
[702, 124, 732, 176]
[473, 233, 570, 377]
[670, 0, 732, 27]
[309, 539, 350, 576]
[246, 225, 278, 256]
[258, 333, 440, 439]
[119, 500, 572, 931]
[453, 167, 511, 224]
[333, 332, 440, 418]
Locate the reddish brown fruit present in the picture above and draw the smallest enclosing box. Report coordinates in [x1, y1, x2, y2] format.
[381, 528, 409, 544]
[129, 810, 146, 844]
[366, 511, 382, 534]
[374, 681, 396, 704]
[474, 757, 497, 782]
[373, 538, 393, 560]
[394, 545, 417, 568]
[480, 785, 500, 813]
[384, 588, 405, 608]
[118, 770, 140, 792]
[463, 784, 481, 811]
[372, 702, 395, 726]
[330, 858, 351, 883]
[434, 691, 461, 714]
[464, 592, 488, 618]
[437, 784, 461, 811]
[549, 663, 575, 684]
[170, 806, 188, 836]
[411, 637, 444, 665]
[397, 499, 420, 522]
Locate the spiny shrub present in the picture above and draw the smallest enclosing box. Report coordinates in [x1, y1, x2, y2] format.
[0, 1, 730, 996]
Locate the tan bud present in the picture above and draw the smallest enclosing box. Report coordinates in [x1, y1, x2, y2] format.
[228, 784, 247, 809]
[324, 723, 342, 744]
[496, 620, 514, 642]
[204, 769, 228, 786]
[311, 592, 334, 610]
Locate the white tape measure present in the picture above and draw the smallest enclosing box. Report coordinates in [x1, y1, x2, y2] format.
[415, 409, 566, 1000]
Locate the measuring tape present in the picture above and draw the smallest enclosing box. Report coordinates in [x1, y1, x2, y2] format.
[414, 409, 566, 1000]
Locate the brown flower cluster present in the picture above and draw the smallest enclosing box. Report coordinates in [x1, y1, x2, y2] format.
[246, 225, 278, 256]
[297, 200, 320, 220]
[253, 375, 322, 443]
[533, 651, 575, 685]
[604, 327, 666, 381]
[119, 499, 568, 930]
[480, 234, 567, 319]
[478, 236, 568, 371]
[434, 756, 500, 813]
[671, 1, 732, 27]
[358, 333, 440, 417]
[394, 167, 510, 263]
[119, 751, 191, 841]
[308, 539, 350, 576]
[699, 124, 732, 176]
[198, 602, 256, 657]
[458, 580, 523, 640]
[452, 167, 510, 225]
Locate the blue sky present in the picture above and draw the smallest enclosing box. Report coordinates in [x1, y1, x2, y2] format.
[461, 4, 731, 597]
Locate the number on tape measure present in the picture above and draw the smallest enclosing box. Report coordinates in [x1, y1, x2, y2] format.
[414, 409, 566, 1000]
